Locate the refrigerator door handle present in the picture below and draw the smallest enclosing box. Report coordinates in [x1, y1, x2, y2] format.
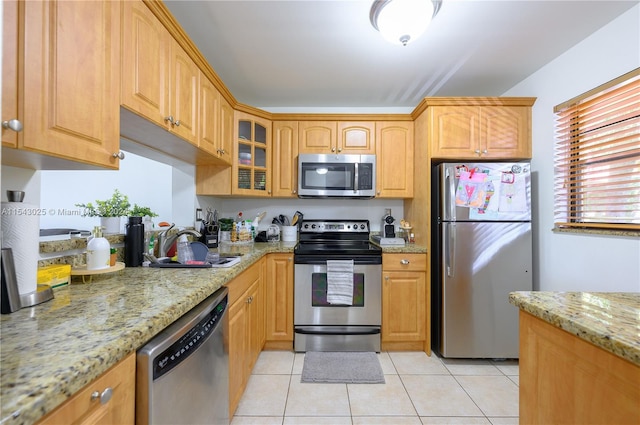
[445, 167, 456, 221]
[446, 222, 456, 277]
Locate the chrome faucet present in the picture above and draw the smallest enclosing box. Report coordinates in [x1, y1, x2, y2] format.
[157, 224, 202, 257]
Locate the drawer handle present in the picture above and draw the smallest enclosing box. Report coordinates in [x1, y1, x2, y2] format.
[400, 259, 410, 265]
[91, 387, 113, 405]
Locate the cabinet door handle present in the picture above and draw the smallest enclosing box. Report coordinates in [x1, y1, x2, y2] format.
[164, 115, 174, 125]
[400, 259, 410, 265]
[91, 387, 113, 405]
[112, 151, 125, 160]
[2, 119, 23, 132]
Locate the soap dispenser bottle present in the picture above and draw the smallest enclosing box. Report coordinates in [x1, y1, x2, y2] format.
[86, 226, 110, 270]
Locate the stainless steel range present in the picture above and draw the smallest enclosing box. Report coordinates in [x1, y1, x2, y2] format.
[293, 219, 382, 352]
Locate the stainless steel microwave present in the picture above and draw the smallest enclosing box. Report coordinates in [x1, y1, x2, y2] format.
[297, 154, 376, 198]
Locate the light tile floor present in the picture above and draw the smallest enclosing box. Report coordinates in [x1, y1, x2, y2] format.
[231, 351, 519, 425]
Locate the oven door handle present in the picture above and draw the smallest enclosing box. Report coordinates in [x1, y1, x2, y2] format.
[295, 326, 381, 335]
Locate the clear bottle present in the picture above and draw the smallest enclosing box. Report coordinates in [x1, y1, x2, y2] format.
[142, 215, 154, 255]
[176, 234, 195, 264]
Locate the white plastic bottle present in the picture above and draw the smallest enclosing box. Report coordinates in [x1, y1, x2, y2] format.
[86, 226, 111, 270]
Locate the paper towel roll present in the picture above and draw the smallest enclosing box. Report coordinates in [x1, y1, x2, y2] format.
[1, 202, 39, 295]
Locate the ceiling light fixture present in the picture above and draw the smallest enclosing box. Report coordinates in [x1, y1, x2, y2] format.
[370, 0, 442, 46]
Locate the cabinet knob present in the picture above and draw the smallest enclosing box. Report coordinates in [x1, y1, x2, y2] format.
[377, 191, 381, 195]
[331, 147, 336, 152]
[292, 190, 297, 194]
[175, 120, 181, 127]
[482, 149, 488, 154]
[474, 149, 481, 155]
[164, 115, 174, 125]
[338, 148, 342, 152]
[400, 259, 410, 265]
[384, 276, 389, 281]
[2, 119, 23, 132]
[91, 387, 113, 405]
[112, 151, 125, 160]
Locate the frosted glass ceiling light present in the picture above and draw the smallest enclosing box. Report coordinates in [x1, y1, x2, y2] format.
[370, 0, 442, 46]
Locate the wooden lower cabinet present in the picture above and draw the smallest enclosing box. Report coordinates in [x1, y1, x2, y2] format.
[227, 259, 265, 417]
[265, 253, 294, 349]
[519, 311, 640, 425]
[381, 253, 429, 353]
[37, 353, 135, 425]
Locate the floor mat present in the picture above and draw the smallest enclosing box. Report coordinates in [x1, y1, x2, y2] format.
[301, 351, 385, 384]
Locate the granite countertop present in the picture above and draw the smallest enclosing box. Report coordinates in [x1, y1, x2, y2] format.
[0, 242, 294, 425]
[509, 291, 640, 366]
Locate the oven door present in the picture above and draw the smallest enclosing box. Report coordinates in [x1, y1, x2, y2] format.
[294, 257, 381, 327]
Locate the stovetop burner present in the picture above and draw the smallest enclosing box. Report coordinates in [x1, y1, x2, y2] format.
[294, 219, 381, 256]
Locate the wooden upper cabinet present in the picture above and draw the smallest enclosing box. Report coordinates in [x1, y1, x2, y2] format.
[272, 121, 299, 197]
[429, 103, 532, 160]
[298, 121, 336, 154]
[169, 40, 199, 145]
[219, 96, 234, 164]
[121, 0, 170, 127]
[2, 0, 19, 148]
[199, 73, 221, 156]
[338, 122, 375, 154]
[121, 2, 199, 146]
[233, 112, 271, 196]
[3, 0, 121, 169]
[298, 121, 375, 154]
[376, 122, 414, 198]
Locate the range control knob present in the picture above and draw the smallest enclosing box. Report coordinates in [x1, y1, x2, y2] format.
[360, 224, 366, 230]
[304, 224, 309, 229]
[311, 224, 317, 229]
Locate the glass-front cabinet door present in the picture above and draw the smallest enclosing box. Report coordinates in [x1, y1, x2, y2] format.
[233, 111, 271, 196]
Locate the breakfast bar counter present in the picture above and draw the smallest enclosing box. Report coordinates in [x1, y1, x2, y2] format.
[509, 291, 640, 424]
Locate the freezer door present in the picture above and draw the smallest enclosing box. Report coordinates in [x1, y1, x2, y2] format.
[439, 221, 532, 358]
[439, 162, 531, 222]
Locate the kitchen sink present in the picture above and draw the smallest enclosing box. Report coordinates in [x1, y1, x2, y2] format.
[148, 256, 241, 269]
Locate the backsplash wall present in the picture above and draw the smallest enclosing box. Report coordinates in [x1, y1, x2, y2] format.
[198, 197, 404, 233]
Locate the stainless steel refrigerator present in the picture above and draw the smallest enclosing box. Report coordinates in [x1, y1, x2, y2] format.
[431, 162, 532, 359]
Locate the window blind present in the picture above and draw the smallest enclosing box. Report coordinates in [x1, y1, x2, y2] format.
[554, 68, 640, 231]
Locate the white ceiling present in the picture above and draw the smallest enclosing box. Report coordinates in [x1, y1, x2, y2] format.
[164, 0, 637, 111]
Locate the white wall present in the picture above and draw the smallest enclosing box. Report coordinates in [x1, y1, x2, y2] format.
[37, 151, 174, 232]
[503, 5, 640, 292]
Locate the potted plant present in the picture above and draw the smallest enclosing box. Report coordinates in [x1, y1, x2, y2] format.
[129, 204, 158, 218]
[75, 189, 131, 234]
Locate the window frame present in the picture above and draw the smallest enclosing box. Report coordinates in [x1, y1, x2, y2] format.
[553, 68, 640, 233]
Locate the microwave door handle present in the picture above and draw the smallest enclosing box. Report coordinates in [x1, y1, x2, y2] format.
[353, 162, 359, 193]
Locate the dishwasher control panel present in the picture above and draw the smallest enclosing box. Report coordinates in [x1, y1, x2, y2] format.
[152, 295, 227, 380]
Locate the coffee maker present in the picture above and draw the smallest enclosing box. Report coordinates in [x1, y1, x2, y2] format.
[381, 208, 396, 238]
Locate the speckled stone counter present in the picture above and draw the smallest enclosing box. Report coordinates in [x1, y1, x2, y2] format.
[372, 242, 428, 254]
[0, 242, 294, 425]
[509, 292, 640, 366]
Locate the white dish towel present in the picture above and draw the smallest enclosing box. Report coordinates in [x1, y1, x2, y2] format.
[326, 259, 354, 305]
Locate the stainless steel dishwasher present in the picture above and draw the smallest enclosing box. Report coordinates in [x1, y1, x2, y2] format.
[136, 287, 229, 425]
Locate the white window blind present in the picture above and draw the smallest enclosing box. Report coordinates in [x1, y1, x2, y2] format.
[554, 68, 640, 231]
